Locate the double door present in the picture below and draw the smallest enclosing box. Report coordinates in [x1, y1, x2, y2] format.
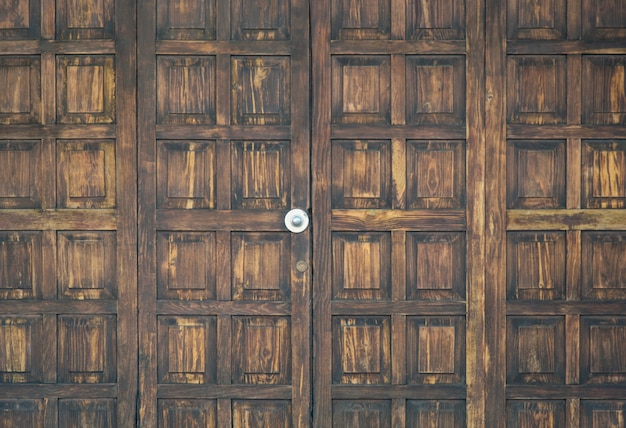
[1, 0, 626, 426]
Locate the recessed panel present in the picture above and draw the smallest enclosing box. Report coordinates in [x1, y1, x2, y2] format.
[332, 400, 391, 427]
[157, 232, 216, 300]
[0, 316, 43, 383]
[232, 317, 291, 384]
[0, 140, 41, 208]
[157, 141, 216, 209]
[232, 141, 290, 209]
[232, 233, 290, 301]
[57, 56, 115, 124]
[158, 316, 217, 384]
[582, 0, 626, 40]
[407, 140, 466, 209]
[0, 231, 42, 300]
[57, 140, 116, 208]
[407, 232, 466, 300]
[231, 0, 290, 40]
[231, 57, 291, 125]
[0, 0, 40, 39]
[507, 317, 565, 384]
[581, 317, 626, 384]
[332, 140, 391, 209]
[159, 400, 217, 428]
[0, 400, 44, 427]
[58, 315, 116, 383]
[331, 0, 391, 40]
[332, 232, 391, 300]
[406, 400, 466, 427]
[58, 399, 116, 428]
[582, 232, 626, 300]
[581, 401, 626, 428]
[157, 0, 216, 40]
[406, 56, 465, 125]
[507, 232, 566, 301]
[332, 56, 390, 124]
[232, 400, 291, 428]
[407, 317, 465, 385]
[406, 0, 465, 39]
[583, 140, 626, 208]
[58, 232, 116, 300]
[507, 0, 566, 40]
[57, 0, 114, 39]
[508, 55, 567, 124]
[506, 401, 566, 427]
[0, 56, 41, 124]
[582, 56, 626, 125]
[333, 317, 391, 384]
[157, 56, 216, 125]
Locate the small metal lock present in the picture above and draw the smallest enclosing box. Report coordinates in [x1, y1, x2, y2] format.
[284, 209, 309, 233]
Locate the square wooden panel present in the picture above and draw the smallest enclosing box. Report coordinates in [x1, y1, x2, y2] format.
[332, 316, 391, 384]
[507, 232, 566, 301]
[581, 401, 626, 428]
[58, 399, 116, 428]
[507, 55, 567, 124]
[231, 0, 290, 40]
[232, 232, 291, 301]
[332, 232, 391, 300]
[407, 140, 466, 209]
[231, 141, 290, 209]
[0, 56, 41, 125]
[232, 400, 291, 428]
[157, 316, 217, 384]
[58, 231, 116, 300]
[582, 232, 626, 300]
[0, 0, 40, 39]
[157, 232, 216, 301]
[331, 140, 391, 209]
[0, 140, 41, 209]
[0, 400, 44, 427]
[58, 315, 116, 383]
[507, 317, 565, 384]
[507, 140, 566, 209]
[0, 231, 42, 300]
[157, 0, 216, 40]
[583, 140, 626, 208]
[406, 400, 466, 427]
[506, 401, 566, 427]
[331, 0, 391, 40]
[232, 317, 291, 384]
[582, 56, 626, 125]
[507, 0, 566, 40]
[0, 316, 43, 383]
[57, 140, 116, 209]
[56, 0, 115, 40]
[581, 317, 626, 384]
[406, 232, 466, 301]
[231, 57, 291, 125]
[407, 317, 465, 385]
[56, 56, 115, 124]
[159, 400, 217, 428]
[332, 400, 391, 427]
[157, 56, 216, 125]
[157, 140, 216, 209]
[582, 0, 626, 40]
[331, 55, 391, 124]
[406, 0, 465, 40]
[406, 56, 465, 125]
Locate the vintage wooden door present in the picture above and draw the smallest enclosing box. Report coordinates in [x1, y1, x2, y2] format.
[0, 0, 137, 426]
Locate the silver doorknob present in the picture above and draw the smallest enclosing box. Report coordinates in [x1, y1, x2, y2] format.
[284, 209, 309, 233]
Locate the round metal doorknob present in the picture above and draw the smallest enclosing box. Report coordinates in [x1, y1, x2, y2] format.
[285, 209, 309, 233]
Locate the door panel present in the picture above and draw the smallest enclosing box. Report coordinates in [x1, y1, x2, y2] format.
[0, 0, 137, 426]
[138, 0, 311, 426]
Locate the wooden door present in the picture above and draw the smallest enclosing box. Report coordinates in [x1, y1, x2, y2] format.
[0, 0, 137, 426]
[137, 0, 311, 426]
[486, 0, 626, 426]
